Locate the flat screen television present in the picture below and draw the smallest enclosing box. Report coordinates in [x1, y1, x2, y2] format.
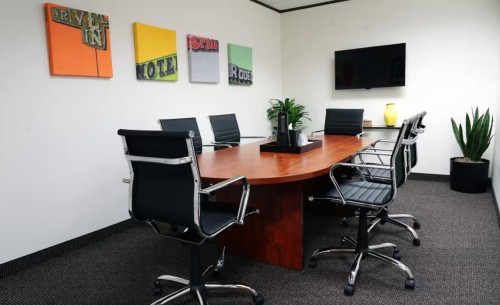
[335, 43, 406, 90]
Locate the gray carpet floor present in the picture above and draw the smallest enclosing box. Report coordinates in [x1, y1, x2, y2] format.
[1, 179, 500, 304]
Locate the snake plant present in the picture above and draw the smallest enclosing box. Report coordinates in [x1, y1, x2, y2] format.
[451, 107, 494, 162]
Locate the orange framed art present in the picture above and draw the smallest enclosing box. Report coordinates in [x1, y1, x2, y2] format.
[45, 3, 113, 77]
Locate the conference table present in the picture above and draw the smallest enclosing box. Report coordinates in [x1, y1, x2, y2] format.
[197, 135, 373, 270]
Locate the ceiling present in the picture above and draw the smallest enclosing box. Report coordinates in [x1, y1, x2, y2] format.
[250, 0, 347, 13]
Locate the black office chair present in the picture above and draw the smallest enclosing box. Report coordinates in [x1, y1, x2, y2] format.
[357, 111, 424, 181]
[365, 111, 426, 175]
[208, 113, 267, 149]
[352, 111, 427, 246]
[158, 117, 230, 154]
[307, 116, 418, 296]
[118, 129, 264, 305]
[311, 108, 364, 137]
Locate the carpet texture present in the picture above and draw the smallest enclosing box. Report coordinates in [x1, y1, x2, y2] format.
[1, 179, 499, 304]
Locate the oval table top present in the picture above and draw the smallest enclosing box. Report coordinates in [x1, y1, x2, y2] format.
[197, 135, 373, 185]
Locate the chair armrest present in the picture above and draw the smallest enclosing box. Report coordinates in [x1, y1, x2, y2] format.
[371, 139, 396, 147]
[212, 141, 240, 147]
[356, 131, 366, 138]
[372, 133, 420, 147]
[332, 162, 392, 172]
[199, 176, 250, 225]
[311, 129, 324, 136]
[353, 150, 392, 166]
[361, 148, 394, 153]
[352, 156, 393, 181]
[241, 136, 268, 139]
[366, 140, 396, 164]
[202, 143, 232, 149]
[353, 150, 392, 158]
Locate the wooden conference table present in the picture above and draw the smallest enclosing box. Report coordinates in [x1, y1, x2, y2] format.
[197, 135, 373, 270]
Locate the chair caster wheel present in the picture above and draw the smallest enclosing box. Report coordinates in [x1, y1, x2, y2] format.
[413, 221, 421, 229]
[344, 284, 355, 296]
[413, 238, 420, 246]
[153, 281, 162, 296]
[341, 219, 348, 227]
[252, 294, 265, 305]
[393, 250, 401, 261]
[405, 278, 415, 290]
[308, 257, 317, 268]
[380, 219, 387, 225]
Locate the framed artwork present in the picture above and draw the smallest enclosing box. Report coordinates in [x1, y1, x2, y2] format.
[44, 3, 113, 77]
[133, 22, 178, 81]
[227, 44, 252, 85]
[187, 35, 219, 83]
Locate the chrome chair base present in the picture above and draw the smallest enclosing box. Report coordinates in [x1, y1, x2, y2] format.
[342, 208, 421, 246]
[308, 236, 415, 296]
[368, 213, 421, 246]
[152, 247, 264, 305]
[151, 278, 263, 305]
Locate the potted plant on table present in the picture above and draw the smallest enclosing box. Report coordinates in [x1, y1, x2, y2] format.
[267, 98, 311, 146]
[450, 107, 494, 193]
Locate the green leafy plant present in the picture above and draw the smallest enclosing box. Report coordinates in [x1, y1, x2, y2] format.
[267, 98, 311, 129]
[451, 107, 494, 162]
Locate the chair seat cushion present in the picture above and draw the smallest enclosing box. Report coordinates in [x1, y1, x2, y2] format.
[200, 202, 258, 236]
[315, 180, 392, 206]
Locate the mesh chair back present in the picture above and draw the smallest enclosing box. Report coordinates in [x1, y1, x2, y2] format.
[159, 117, 203, 154]
[393, 114, 419, 188]
[409, 143, 417, 169]
[118, 129, 200, 230]
[324, 109, 364, 135]
[394, 143, 406, 188]
[408, 111, 426, 168]
[209, 113, 241, 144]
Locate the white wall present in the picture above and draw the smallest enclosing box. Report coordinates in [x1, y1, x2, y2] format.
[493, 47, 500, 210]
[0, 0, 281, 264]
[281, 0, 500, 175]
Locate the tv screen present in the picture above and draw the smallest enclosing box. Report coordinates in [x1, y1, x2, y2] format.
[335, 43, 406, 90]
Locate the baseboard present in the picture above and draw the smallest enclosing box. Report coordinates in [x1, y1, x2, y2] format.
[408, 173, 450, 182]
[409, 173, 493, 186]
[0, 218, 136, 279]
[493, 189, 500, 230]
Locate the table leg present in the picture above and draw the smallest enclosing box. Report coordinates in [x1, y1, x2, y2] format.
[216, 181, 304, 270]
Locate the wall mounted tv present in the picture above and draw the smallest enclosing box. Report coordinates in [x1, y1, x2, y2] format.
[335, 43, 406, 90]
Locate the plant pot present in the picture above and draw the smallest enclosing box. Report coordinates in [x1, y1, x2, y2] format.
[449, 157, 489, 193]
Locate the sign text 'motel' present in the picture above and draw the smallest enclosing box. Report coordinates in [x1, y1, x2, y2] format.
[136, 55, 177, 80]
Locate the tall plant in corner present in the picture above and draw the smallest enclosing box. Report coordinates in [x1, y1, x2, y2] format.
[451, 107, 494, 162]
[450, 107, 494, 193]
[267, 98, 311, 129]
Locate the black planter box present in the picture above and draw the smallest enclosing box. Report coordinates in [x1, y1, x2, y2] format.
[450, 157, 489, 193]
[260, 140, 322, 154]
